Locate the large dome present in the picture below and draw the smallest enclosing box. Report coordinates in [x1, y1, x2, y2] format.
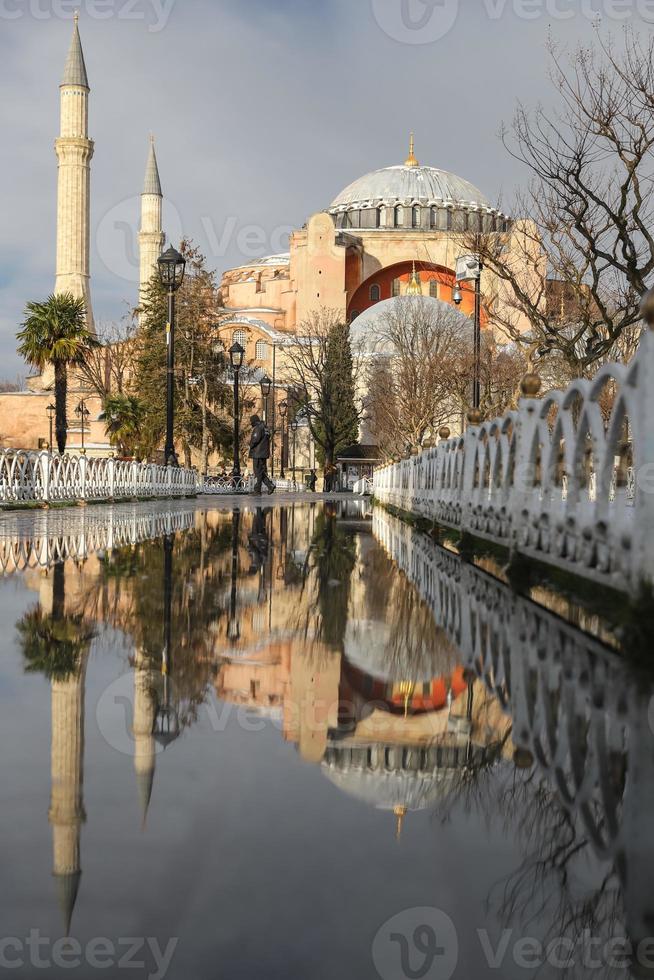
[330, 164, 490, 212]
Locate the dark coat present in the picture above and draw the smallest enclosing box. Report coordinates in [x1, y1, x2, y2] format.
[249, 421, 271, 459]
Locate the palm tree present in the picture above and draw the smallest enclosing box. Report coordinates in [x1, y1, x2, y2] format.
[17, 293, 99, 453]
[101, 393, 146, 458]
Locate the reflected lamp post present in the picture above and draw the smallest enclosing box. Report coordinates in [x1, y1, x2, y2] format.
[278, 400, 288, 479]
[74, 399, 90, 454]
[46, 403, 56, 452]
[153, 533, 181, 749]
[228, 507, 241, 642]
[229, 342, 245, 480]
[157, 245, 186, 466]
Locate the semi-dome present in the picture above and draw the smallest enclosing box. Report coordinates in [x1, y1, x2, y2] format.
[350, 295, 471, 353]
[330, 165, 490, 212]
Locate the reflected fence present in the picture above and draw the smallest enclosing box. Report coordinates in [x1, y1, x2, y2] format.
[374, 331, 654, 594]
[0, 502, 197, 574]
[372, 507, 654, 960]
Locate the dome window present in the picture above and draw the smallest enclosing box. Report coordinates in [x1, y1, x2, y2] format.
[370, 284, 381, 303]
[412, 206, 421, 229]
[255, 340, 268, 361]
[233, 329, 247, 349]
[394, 205, 404, 228]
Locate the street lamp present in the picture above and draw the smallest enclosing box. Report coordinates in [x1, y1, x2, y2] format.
[74, 399, 90, 454]
[157, 245, 186, 466]
[260, 375, 272, 424]
[452, 265, 482, 411]
[290, 417, 299, 488]
[229, 342, 245, 480]
[278, 400, 288, 479]
[153, 533, 181, 748]
[46, 403, 56, 452]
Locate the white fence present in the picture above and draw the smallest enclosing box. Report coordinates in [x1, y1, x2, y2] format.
[374, 329, 654, 594]
[0, 451, 198, 505]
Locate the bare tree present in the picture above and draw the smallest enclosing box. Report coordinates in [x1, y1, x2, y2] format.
[466, 32, 654, 376]
[79, 317, 139, 398]
[364, 297, 475, 456]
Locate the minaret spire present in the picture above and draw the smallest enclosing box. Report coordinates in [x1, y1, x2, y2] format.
[55, 15, 94, 328]
[139, 135, 164, 312]
[405, 133, 419, 168]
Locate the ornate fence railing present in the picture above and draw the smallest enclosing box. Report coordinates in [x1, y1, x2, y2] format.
[373, 330, 654, 593]
[372, 507, 654, 958]
[0, 451, 199, 505]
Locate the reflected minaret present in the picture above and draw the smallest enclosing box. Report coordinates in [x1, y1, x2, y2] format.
[48, 660, 87, 935]
[132, 648, 157, 828]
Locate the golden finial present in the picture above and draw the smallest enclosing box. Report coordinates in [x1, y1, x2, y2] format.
[394, 805, 408, 840]
[439, 425, 451, 441]
[398, 680, 415, 717]
[74, 9, 79, 23]
[405, 133, 419, 168]
[406, 261, 422, 296]
[520, 373, 542, 398]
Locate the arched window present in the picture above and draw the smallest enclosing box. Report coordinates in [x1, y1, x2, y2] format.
[429, 280, 438, 298]
[412, 206, 421, 229]
[233, 329, 247, 349]
[394, 205, 404, 228]
[391, 278, 401, 298]
[430, 207, 439, 229]
[370, 284, 381, 303]
[255, 340, 268, 361]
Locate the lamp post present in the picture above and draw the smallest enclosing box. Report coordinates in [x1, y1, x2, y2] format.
[229, 342, 245, 480]
[157, 245, 186, 466]
[278, 400, 288, 479]
[74, 399, 90, 454]
[453, 261, 482, 411]
[260, 375, 272, 424]
[46, 403, 56, 452]
[290, 417, 299, 488]
[228, 507, 241, 641]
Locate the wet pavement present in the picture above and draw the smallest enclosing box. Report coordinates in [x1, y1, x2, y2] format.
[0, 498, 652, 979]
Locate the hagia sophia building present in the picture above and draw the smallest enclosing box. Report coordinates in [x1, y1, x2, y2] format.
[0, 17, 537, 471]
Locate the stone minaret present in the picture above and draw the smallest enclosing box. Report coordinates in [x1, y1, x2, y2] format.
[132, 647, 157, 827]
[55, 13, 94, 329]
[138, 135, 164, 311]
[49, 662, 87, 935]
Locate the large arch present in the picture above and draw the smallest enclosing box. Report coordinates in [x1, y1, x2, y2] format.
[347, 261, 477, 320]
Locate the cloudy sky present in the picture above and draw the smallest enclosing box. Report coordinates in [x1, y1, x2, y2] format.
[1, 0, 653, 379]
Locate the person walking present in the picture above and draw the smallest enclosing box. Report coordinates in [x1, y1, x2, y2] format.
[249, 414, 276, 494]
[308, 469, 317, 492]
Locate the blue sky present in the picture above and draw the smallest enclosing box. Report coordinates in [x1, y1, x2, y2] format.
[1, 0, 654, 378]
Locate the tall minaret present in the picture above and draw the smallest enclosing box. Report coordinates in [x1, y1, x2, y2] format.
[138, 135, 164, 311]
[54, 13, 94, 328]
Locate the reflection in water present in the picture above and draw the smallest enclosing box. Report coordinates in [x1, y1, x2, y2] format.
[2, 499, 654, 976]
